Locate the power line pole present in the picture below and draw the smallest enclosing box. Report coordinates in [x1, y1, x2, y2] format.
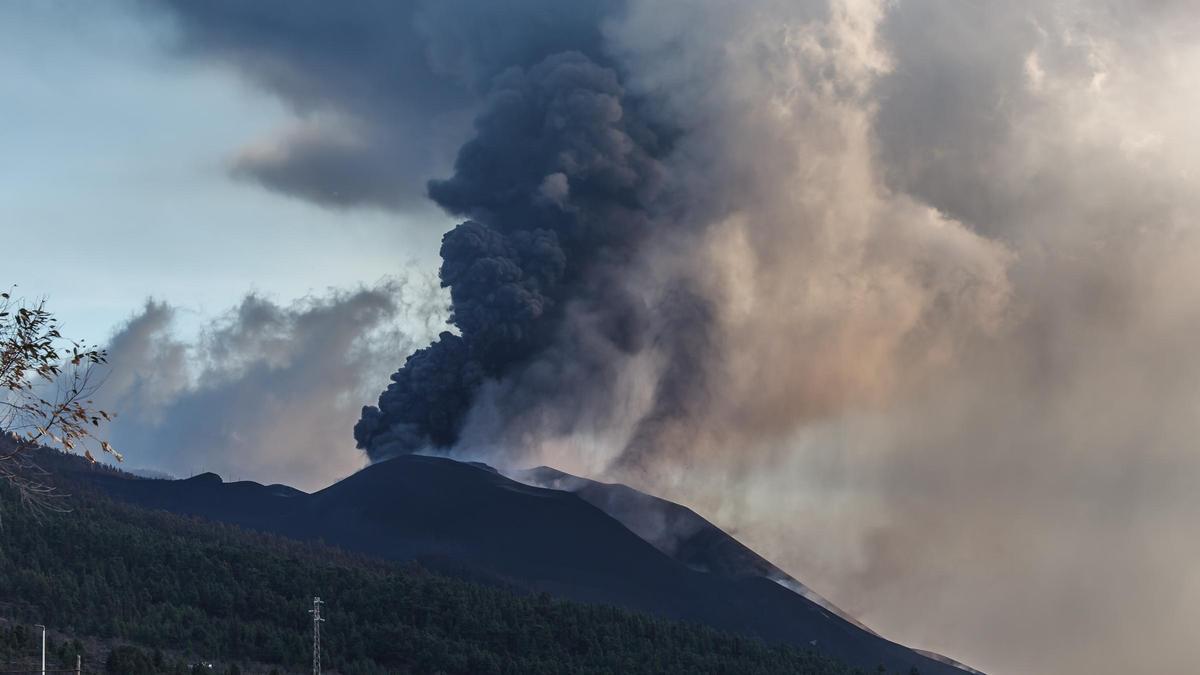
[309, 596, 325, 675]
[34, 624, 45, 675]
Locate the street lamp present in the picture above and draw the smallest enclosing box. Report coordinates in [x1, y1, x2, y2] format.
[33, 624, 45, 674]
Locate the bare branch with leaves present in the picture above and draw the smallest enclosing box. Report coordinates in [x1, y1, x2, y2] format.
[0, 288, 120, 514]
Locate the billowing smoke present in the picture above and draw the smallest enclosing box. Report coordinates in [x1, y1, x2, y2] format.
[94, 282, 439, 489]
[354, 51, 671, 459]
[430, 0, 1010, 483]
[156, 1, 1200, 673]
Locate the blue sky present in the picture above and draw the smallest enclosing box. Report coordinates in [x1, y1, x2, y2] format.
[0, 1, 446, 344]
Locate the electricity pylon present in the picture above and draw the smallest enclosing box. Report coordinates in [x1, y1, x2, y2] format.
[309, 597, 325, 675]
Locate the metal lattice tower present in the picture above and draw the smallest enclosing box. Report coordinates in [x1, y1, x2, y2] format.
[309, 596, 325, 675]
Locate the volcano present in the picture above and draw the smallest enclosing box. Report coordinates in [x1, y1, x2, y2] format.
[77, 454, 974, 674]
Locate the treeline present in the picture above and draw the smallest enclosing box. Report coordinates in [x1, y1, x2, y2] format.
[0, 622, 84, 671]
[0, 470, 865, 674]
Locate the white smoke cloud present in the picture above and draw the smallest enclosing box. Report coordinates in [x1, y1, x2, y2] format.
[96, 279, 445, 490]
[454, 1, 1200, 672]
[546, 2, 1200, 673]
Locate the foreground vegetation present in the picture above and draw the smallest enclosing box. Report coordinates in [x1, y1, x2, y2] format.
[0, 467, 864, 674]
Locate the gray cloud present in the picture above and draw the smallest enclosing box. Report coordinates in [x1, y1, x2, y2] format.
[97, 281, 442, 490]
[154, 0, 620, 211]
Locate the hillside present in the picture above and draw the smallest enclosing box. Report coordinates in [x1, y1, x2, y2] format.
[515, 466, 878, 634]
[60, 452, 964, 674]
[0, 466, 863, 674]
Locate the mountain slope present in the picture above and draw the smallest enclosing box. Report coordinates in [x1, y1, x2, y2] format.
[78, 454, 969, 674]
[515, 466, 877, 634]
[0, 463, 862, 674]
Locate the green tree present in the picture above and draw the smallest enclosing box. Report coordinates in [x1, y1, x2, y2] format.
[105, 645, 155, 674]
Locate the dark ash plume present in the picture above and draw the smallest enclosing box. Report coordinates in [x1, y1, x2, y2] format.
[355, 51, 669, 459]
[156, 0, 621, 211]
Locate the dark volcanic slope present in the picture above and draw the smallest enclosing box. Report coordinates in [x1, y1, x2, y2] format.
[83, 455, 967, 675]
[517, 466, 878, 634]
[519, 466, 784, 579]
